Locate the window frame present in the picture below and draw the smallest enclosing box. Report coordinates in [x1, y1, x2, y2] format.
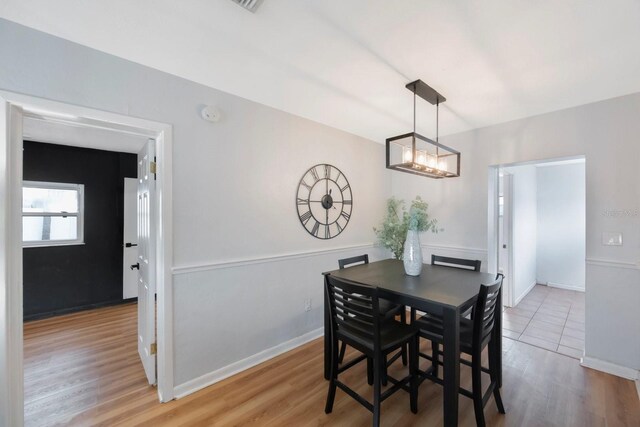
[22, 180, 85, 248]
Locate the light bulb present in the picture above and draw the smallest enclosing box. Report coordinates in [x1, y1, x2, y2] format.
[402, 148, 412, 163]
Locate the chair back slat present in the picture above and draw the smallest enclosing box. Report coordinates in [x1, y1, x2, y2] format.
[338, 254, 369, 269]
[431, 255, 481, 271]
[325, 275, 380, 347]
[334, 298, 374, 320]
[472, 274, 503, 346]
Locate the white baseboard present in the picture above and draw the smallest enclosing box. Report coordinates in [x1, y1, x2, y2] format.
[546, 281, 585, 292]
[173, 327, 323, 399]
[514, 281, 537, 306]
[580, 356, 640, 381]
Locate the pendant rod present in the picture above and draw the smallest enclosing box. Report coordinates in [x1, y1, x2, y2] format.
[413, 90, 416, 133]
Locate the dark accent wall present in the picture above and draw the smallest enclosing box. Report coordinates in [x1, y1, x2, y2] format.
[23, 141, 137, 319]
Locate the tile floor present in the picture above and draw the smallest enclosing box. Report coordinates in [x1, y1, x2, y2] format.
[502, 284, 585, 359]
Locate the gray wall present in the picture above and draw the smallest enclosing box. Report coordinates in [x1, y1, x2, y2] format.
[0, 19, 391, 389]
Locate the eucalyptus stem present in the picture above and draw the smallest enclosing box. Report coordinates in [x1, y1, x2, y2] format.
[373, 196, 441, 260]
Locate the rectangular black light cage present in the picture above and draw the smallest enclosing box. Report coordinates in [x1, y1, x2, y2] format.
[386, 132, 460, 179]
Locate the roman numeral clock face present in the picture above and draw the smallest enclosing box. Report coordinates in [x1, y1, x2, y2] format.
[296, 164, 352, 239]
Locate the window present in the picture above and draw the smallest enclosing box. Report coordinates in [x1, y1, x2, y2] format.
[22, 181, 84, 247]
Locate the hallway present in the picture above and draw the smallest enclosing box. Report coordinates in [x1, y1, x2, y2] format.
[503, 285, 585, 358]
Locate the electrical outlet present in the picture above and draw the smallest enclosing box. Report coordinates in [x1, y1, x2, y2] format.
[304, 298, 312, 312]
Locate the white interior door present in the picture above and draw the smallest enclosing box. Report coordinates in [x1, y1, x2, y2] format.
[123, 177, 138, 299]
[500, 173, 514, 307]
[137, 139, 156, 385]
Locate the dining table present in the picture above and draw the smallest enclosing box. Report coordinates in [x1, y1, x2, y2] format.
[322, 259, 501, 427]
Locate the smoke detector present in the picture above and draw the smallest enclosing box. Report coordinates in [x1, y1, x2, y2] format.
[230, 0, 264, 13]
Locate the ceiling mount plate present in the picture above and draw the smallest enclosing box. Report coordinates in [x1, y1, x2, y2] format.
[405, 80, 446, 105]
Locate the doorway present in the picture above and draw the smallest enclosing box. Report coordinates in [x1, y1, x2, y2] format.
[488, 156, 586, 359]
[0, 91, 174, 426]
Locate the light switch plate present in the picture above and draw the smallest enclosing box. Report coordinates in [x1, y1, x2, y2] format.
[602, 232, 623, 246]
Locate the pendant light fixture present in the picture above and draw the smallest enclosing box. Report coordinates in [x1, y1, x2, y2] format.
[386, 80, 460, 178]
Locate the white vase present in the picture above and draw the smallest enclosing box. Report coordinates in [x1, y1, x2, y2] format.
[403, 229, 423, 276]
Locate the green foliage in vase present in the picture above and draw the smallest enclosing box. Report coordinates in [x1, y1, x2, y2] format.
[373, 196, 440, 260]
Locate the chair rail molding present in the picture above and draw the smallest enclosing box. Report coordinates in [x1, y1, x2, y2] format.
[585, 258, 640, 270]
[172, 243, 378, 275]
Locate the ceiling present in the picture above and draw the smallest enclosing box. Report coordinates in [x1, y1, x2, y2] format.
[2, 0, 640, 142]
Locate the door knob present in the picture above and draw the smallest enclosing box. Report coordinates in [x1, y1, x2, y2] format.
[130, 263, 140, 270]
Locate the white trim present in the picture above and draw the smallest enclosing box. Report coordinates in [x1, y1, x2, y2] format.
[22, 181, 85, 248]
[546, 281, 585, 292]
[0, 101, 25, 427]
[514, 280, 537, 306]
[0, 91, 175, 425]
[172, 243, 375, 275]
[586, 258, 640, 270]
[173, 327, 323, 399]
[580, 356, 640, 381]
[420, 243, 487, 257]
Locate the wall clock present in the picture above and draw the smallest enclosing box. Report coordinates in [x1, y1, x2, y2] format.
[296, 164, 352, 239]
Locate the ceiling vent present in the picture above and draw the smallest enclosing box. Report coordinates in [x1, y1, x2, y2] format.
[230, 0, 264, 13]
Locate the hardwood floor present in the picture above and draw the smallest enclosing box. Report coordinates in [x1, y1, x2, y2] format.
[24, 304, 640, 426]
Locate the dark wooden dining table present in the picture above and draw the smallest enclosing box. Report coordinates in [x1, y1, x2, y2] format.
[322, 259, 501, 427]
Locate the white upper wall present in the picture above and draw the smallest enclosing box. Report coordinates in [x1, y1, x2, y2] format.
[536, 162, 586, 290]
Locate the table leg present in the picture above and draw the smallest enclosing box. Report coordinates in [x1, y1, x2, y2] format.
[443, 307, 460, 427]
[324, 280, 330, 380]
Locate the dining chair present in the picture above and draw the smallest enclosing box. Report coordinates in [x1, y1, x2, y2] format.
[337, 255, 408, 370]
[324, 275, 419, 427]
[410, 255, 482, 376]
[431, 254, 482, 271]
[414, 274, 506, 427]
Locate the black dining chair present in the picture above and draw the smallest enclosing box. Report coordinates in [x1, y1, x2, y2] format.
[410, 255, 482, 376]
[337, 255, 408, 369]
[415, 274, 506, 427]
[324, 275, 419, 427]
[431, 254, 482, 271]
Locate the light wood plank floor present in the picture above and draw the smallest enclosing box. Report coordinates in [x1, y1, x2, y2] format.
[24, 303, 640, 426]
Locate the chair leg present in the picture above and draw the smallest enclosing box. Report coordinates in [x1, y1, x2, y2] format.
[410, 307, 417, 322]
[382, 356, 388, 386]
[471, 350, 486, 427]
[489, 340, 506, 414]
[400, 308, 408, 366]
[367, 357, 373, 386]
[338, 341, 347, 364]
[409, 335, 418, 414]
[431, 341, 439, 377]
[373, 354, 382, 427]
[325, 338, 339, 414]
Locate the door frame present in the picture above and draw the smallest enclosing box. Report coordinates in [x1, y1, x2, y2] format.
[500, 172, 515, 307]
[0, 91, 175, 426]
[487, 156, 586, 310]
